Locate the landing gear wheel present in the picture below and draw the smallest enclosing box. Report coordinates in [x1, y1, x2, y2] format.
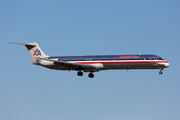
[88, 73, 94, 78]
[77, 71, 83, 76]
[159, 71, 163, 74]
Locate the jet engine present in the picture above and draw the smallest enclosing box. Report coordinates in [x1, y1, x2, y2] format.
[40, 60, 54, 65]
[31, 59, 54, 66]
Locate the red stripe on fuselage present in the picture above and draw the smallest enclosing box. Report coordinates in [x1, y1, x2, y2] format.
[74, 60, 168, 64]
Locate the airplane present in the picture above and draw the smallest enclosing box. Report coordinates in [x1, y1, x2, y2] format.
[9, 42, 170, 78]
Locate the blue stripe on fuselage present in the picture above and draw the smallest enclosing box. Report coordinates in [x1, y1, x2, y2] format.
[47, 54, 164, 61]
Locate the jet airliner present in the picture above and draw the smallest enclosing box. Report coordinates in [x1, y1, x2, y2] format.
[9, 42, 169, 78]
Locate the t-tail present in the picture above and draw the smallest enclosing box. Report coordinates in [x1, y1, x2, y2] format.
[8, 42, 49, 59]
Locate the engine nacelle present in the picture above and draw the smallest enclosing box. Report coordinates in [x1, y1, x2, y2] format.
[40, 60, 54, 65]
[31, 60, 38, 65]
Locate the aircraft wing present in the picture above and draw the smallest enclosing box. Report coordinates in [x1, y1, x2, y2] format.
[39, 58, 98, 69]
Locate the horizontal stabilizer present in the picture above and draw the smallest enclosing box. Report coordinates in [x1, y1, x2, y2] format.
[8, 42, 36, 47]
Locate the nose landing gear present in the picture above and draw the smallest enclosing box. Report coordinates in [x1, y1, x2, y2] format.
[159, 68, 163, 74]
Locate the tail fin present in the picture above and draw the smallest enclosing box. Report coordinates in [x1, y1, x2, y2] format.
[8, 42, 49, 59]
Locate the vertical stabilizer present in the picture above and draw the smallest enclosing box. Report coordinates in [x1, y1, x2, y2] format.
[8, 42, 49, 59]
[25, 42, 49, 59]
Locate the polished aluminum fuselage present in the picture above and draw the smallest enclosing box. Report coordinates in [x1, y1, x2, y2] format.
[34, 54, 169, 72]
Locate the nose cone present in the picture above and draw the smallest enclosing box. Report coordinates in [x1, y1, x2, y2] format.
[165, 62, 170, 67]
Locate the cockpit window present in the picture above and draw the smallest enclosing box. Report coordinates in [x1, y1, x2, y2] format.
[155, 57, 163, 60]
[155, 57, 159, 60]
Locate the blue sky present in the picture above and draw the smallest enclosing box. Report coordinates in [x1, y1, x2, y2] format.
[0, 0, 180, 120]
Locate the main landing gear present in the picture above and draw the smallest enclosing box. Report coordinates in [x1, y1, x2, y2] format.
[77, 71, 83, 76]
[88, 72, 94, 78]
[159, 68, 163, 74]
[77, 71, 94, 78]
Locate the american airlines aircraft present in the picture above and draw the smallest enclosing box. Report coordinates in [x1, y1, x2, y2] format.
[9, 42, 169, 78]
